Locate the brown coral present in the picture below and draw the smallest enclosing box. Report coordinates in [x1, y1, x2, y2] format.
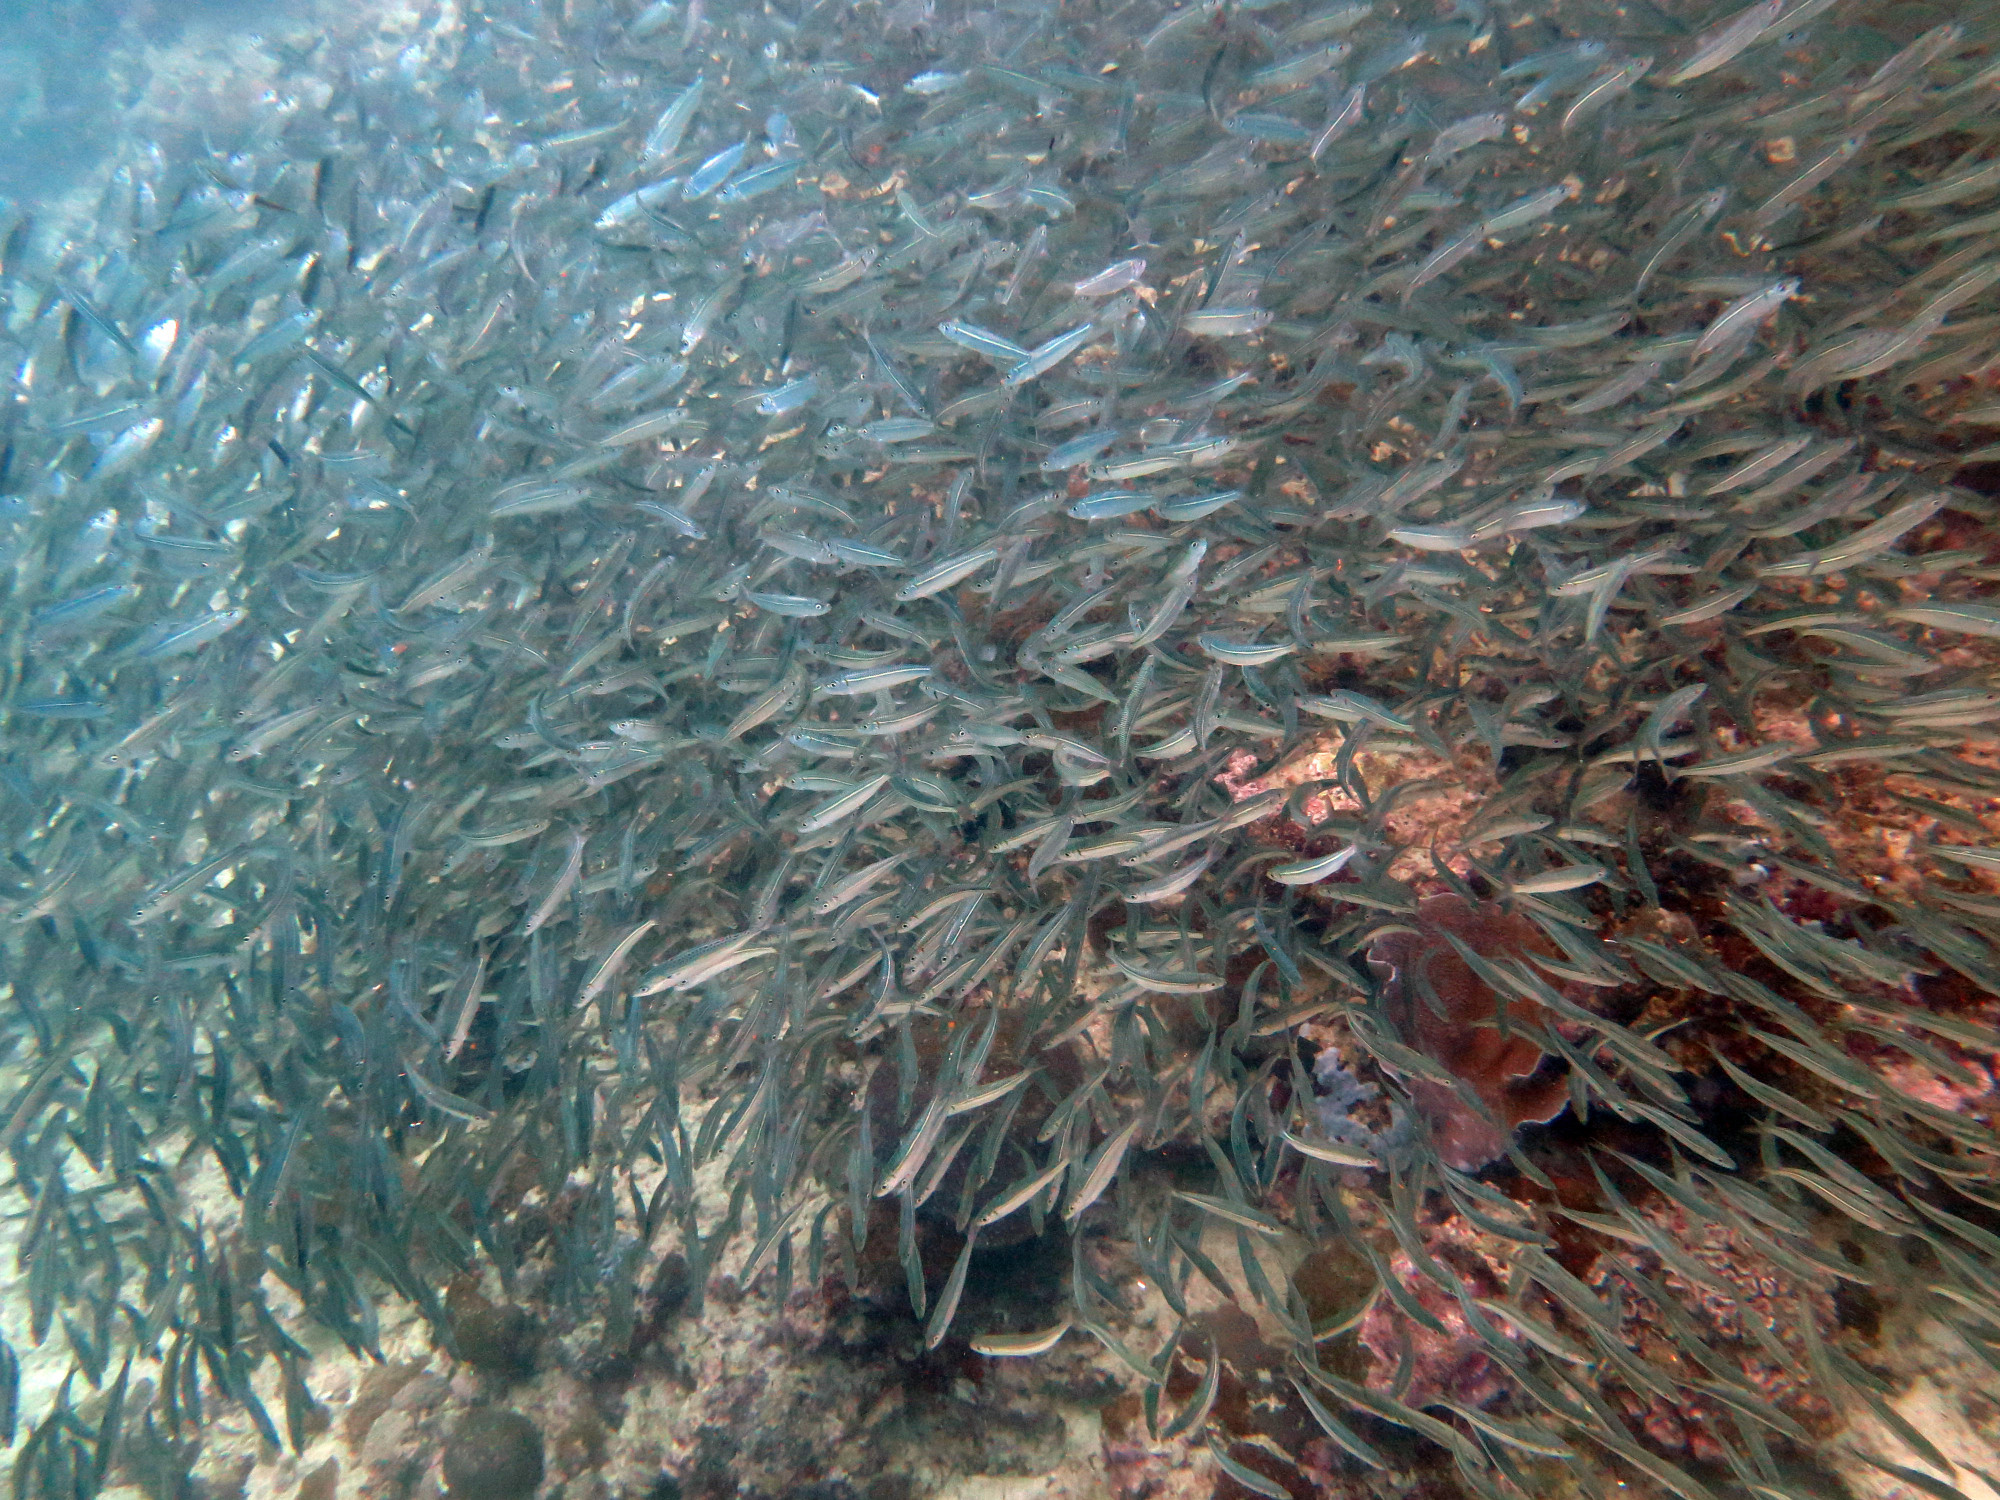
[1366, 894, 1572, 1171]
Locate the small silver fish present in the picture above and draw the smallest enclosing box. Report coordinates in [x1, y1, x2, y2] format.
[743, 588, 830, 617]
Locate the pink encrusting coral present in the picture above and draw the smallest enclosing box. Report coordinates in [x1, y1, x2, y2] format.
[1366, 895, 1573, 1171]
[1358, 1214, 1522, 1411]
[1586, 1207, 1839, 1463]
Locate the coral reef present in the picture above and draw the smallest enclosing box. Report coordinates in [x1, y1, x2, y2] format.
[1585, 1208, 1838, 1466]
[2, 1, 2000, 1500]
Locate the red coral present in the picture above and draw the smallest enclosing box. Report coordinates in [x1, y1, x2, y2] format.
[1357, 1215, 1520, 1410]
[1367, 894, 1571, 1170]
[1358, 1257, 1511, 1411]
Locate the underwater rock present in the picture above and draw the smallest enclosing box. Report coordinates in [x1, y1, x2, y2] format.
[628, 1251, 695, 1366]
[859, 1004, 1085, 1249]
[293, 1458, 339, 1500]
[358, 1371, 453, 1500]
[442, 1408, 546, 1500]
[448, 1286, 540, 1383]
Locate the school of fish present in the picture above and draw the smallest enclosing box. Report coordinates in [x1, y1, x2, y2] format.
[2, 0, 2000, 1494]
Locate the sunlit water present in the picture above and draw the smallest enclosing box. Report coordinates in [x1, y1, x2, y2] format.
[0, 0, 403, 205]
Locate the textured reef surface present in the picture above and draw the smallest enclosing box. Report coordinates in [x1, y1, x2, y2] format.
[4, 0, 2000, 1497]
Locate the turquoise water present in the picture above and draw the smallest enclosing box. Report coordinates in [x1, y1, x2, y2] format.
[0, 0, 276, 198]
